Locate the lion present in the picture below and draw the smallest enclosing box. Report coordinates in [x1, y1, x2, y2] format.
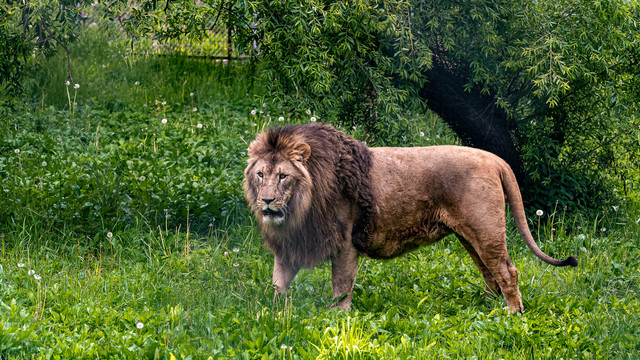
[243, 123, 577, 314]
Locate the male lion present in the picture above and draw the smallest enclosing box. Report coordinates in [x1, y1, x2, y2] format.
[243, 123, 577, 314]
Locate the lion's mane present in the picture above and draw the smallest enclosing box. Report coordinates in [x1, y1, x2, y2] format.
[245, 123, 376, 269]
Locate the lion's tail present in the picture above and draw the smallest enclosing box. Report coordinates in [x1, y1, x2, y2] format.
[500, 164, 578, 267]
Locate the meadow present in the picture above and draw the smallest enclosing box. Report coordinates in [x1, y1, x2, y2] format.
[1, 30, 639, 359]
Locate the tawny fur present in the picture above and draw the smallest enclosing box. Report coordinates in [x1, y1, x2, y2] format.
[244, 123, 577, 313]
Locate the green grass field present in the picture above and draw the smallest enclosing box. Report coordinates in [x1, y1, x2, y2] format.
[1, 30, 640, 359]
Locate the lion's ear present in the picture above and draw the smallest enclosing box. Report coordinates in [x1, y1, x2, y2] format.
[247, 137, 264, 159]
[291, 143, 311, 164]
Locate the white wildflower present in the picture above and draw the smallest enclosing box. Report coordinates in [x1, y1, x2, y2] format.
[136, 322, 144, 329]
[34, 274, 41, 280]
[419, 131, 425, 137]
[135, 81, 140, 86]
[197, 123, 203, 129]
[14, 149, 20, 154]
[42, 161, 47, 167]
[278, 116, 285, 122]
[310, 116, 317, 122]
[74, 83, 80, 89]
[161, 118, 168, 124]
[193, 107, 197, 112]
[17, 263, 25, 268]
[233, 248, 239, 253]
[536, 210, 544, 216]
[107, 232, 113, 238]
[65, 80, 70, 86]
[251, 109, 257, 115]
[28, 270, 35, 276]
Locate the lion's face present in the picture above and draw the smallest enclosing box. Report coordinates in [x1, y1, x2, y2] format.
[244, 136, 313, 228]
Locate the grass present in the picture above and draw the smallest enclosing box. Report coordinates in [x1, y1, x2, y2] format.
[1, 28, 640, 359]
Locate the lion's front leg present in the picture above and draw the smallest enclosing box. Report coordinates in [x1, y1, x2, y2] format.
[273, 255, 299, 293]
[330, 244, 360, 310]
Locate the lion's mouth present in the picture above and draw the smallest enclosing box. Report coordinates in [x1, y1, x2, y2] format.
[262, 208, 284, 218]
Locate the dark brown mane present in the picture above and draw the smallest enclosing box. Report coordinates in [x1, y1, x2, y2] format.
[246, 123, 376, 269]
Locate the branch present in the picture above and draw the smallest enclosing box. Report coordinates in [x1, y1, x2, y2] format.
[209, 0, 227, 31]
[40, 20, 75, 85]
[163, 0, 174, 13]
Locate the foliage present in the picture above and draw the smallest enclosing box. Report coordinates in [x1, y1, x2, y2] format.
[4, 0, 639, 211]
[242, 0, 432, 139]
[1, 31, 639, 358]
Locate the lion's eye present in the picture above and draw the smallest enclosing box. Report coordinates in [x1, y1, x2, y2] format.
[279, 173, 287, 180]
[257, 171, 264, 178]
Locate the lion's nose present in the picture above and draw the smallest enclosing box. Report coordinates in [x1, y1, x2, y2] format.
[262, 198, 275, 204]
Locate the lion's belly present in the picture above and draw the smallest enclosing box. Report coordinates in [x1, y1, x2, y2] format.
[365, 213, 453, 259]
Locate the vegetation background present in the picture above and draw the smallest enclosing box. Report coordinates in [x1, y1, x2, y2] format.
[1, 0, 640, 358]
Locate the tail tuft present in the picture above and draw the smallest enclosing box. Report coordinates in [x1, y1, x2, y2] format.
[560, 256, 578, 267]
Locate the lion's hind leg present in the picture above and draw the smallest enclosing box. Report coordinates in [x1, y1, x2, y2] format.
[456, 235, 501, 297]
[454, 230, 524, 314]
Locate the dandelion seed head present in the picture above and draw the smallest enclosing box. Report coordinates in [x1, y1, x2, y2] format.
[74, 84, 80, 89]
[193, 107, 197, 112]
[140, 176, 146, 181]
[197, 123, 203, 129]
[536, 210, 544, 216]
[107, 232, 113, 238]
[190, 92, 194, 97]
[161, 118, 168, 124]
[310, 116, 316, 122]
[135, 81, 140, 86]
[278, 116, 285, 122]
[42, 161, 47, 167]
[233, 248, 239, 253]
[223, 251, 229, 256]
[251, 109, 257, 115]
[14, 149, 20, 154]
[136, 322, 144, 329]
[65, 80, 70, 86]
[419, 131, 425, 137]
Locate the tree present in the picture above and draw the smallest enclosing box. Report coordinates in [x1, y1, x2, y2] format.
[0, 0, 93, 100]
[239, 0, 640, 211]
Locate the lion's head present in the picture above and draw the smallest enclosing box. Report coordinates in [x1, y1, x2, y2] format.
[244, 129, 313, 229]
[243, 124, 376, 269]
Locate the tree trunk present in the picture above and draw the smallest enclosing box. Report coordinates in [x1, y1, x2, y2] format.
[419, 59, 524, 182]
